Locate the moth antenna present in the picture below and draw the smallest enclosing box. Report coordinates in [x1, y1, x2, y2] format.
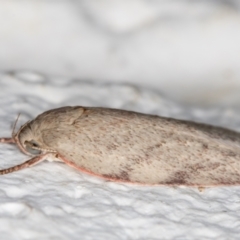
[12, 113, 21, 139]
[0, 153, 53, 175]
[0, 138, 15, 143]
[0, 114, 20, 144]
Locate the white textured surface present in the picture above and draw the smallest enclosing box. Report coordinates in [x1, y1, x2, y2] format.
[1, 73, 240, 239]
[1, 0, 240, 105]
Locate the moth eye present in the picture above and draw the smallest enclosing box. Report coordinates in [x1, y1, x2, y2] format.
[24, 140, 42, 155]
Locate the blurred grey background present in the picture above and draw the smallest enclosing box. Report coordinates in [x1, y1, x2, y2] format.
[0, 0, 240, 106]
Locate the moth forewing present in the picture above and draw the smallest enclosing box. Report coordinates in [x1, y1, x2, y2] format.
[0, 106, 240, 187]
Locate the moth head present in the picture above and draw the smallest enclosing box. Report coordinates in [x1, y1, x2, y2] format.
[16, 123, 43, 156]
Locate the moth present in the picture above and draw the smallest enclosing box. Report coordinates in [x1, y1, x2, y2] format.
[0, 106, 240, 187]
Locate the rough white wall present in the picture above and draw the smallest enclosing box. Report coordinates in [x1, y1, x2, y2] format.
[0, 74, 240, 240]
[0, 0, 240, 105]
[0, 1, 240, 238]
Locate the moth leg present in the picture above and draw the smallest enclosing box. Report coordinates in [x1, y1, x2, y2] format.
[198, 186, 205, 192]
[0, 153, 53, 175]
[0, 138, 15, 143]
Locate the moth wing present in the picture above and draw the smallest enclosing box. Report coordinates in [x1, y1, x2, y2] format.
[41, 125, 135, 182]
[40, 110, 240, 186]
